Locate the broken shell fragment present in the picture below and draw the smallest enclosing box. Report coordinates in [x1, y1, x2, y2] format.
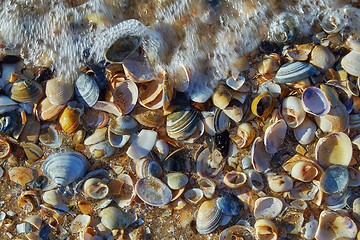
[251, 92, 275, 120]
[70, 214, 91, 233]
[310, 45, 336, 72]
[341, 48, 360, 77]
[9, 167, 34, 187]
[283, 154, 322, 182]
[198, 178, 216, 199]
[105, 36, 141, 63]
[135, 176, 172, 206]
[230, 122, 256, 149]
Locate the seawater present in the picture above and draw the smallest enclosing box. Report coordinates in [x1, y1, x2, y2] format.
[0, 0, 359, 101]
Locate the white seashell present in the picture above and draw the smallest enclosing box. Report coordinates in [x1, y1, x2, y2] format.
[196, 200, 224, 235]
[84, 128, 107, 145]
[70, 214, 91, 233]
[275, 61, 319, 83]
[184, 188, 204, 204]
[89, 141, 117, 158]
[254, 219, 278, 240]
[294, 118, 317, 145]
[264, 119, 287, 154]
[341, 49, 360, 77]
[247, 169, 264, 191]
[39, 124, 63, 148]
[42, 190, 63, 206]
[198, 178, 216, 199]
[230, 122, 256, 149]
[226, 76, 245, 91]
[267, 174, 293, 192]
[301, 86, 330, 116]
[93, 101, 123, 117]
[315, 210, 358, 240]
[115, 174, 136, 207]
[126, 129, 157, 160]
[301, 219, 318, 240]
[135, 176, 172, 206]
[202, 111, 216, 136]
[223, 171, 247, 189]
[154, 139, 169, 159]
[122, 59, 156, 83]
[112, 80, 138, 114]
[315, 132, 353, 168]
[46, 78, 73, 106]
[251, 137, 271, 172]
[253, 197, 283, 219]
[42, 151, 89, 186]
[138, 80, 163, 110]
[310, 45, 336, 72]
[83, 178, 109, 199]
[281, 96, 306, 128]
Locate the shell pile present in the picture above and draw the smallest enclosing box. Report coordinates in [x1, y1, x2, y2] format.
[1, 5, 360, 240]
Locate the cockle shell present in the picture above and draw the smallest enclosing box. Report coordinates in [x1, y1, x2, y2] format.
[253, 197, 283, 219]
[10, 79, 44, 103]
[315, 211, 358, 240]
[264, 119, 287, 154]
[275, 61, 319, 83]
[83, 178, 109, 199]
[315, 132, 353, 168]
[135, 176, 172, 206]
[42, 151, 88, 186]
[196, 200, 224, 234]
[251, 137, 271, 172]
[9, 167, 34, 187]
[74, 74, 100, 108]
[254, 219, 278, 240]
[281, 96, 306, 128]
[294, 117, 317, 145]
[166, 106, 199, 141]
[45, 78, 73, 105]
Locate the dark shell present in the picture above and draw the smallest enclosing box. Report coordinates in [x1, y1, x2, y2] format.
[163, 149, 191, 173]
[216, 194, 243, 216]
[105, 36, 142, 63]
[0, 111, 21, 136]
[215, 130, 230, 157]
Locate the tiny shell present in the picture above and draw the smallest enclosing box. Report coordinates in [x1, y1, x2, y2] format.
[253, 197, 283, 219]
[135, 176, 172, 206]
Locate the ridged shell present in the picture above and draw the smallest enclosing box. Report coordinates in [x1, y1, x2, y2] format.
[42, 151, 88, 186]
[45, 78, 73, 105]
[166, 107, 199, 140]
[135, 176, 172, 206]
[59, 105, 81, 134]
[11, 79, 44, 103]
[196, 200, 224, 234]
[109, 115, 139, 135]
[135, 157, 163, 179]
[36, 98, 65, 121]
[74, 74, 99, 107]
[274, 61, 319, 83]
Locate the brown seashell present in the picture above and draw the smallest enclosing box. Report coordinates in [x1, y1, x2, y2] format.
[0, 137, 11, 159]
[9, 167, 34, 187]
[59, 105, 81, 134]
[132, 106, 165, 128]
[11, 79, 44, 103]
[83, 109, 109, 129]
[310, 45, 336, 72]
[19, 116, 40, 143]
[212, 84, 232, 110]
[20, 142, 44, 162]
[36, 98, 66, 121]
[18, 190, 40, 212]
[139, 80, 163, 110]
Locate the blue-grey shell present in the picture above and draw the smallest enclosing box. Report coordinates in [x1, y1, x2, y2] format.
[74, 74, 100, 107]
[275, 61, 319, 83]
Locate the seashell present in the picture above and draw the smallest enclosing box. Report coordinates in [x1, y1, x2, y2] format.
[315, 210, 358, 240]
[285, 43, 314, 61]
[318, 10, 344, 34]
[223, 171, 247, 189]
[341, 48, 360, 77]
[0, 109, 25, 139]
[226, 75, 245, 91]
[42, 190, 63, 206]
[264, 119, 287, 154]
[197, 147, 225, 178]
[70, 214, 91, 233]
[45, 78, 73, 105]
[122, 59, 155, 83]
[319, 165, 349, 195]
[348, 167, 360, 187]
[214, 130, 230, 157]
[184, 188, 204, 204]
[163, 172, 188, 190]
[135, 157, 163, 179]
[283, 154, 322, 182]
[290, 181, 320, 201]
[267, 174, 293, 192]
[257, 55, 280, 79]
[301, 86, 330, 116]
[220, 225, 255, 240]
[310, 45, 336, 72]
[20, 142, 43, 162]
[183, 119, 204, 144]
[83, 178, 109, 199]
[294, 118, 317, 145]
[109, 115, 139, 136]
[247, 169, 264, 191]
[230, 122, 256, 149]
[213, 108, 230, 134]
[108, 130, 130, 148]
[212, 84, 232, 110]
[9, 167, 34, 187]
[59, 103, 82, 134]
[163, 148, 191, 173]
[251, 137, 271, 172]
[301, 219, 318, 240]
[36, 98, 65, 121]
[132, 106, 165, 128]
[115, 174, 136, 207]
[154, 139, 169, 160]
[112, 80, 138, 114]
[19, 116, 40, 143]
[315, 132, 353, 168]
[280, 208, 304, 234]
[198, 178, 216, 199]
[254, 197, 283, 219]
[138, 80, 163, 110]
[92, 101, 122, 117]
[105, 36, 141, 63]
[17, 190, 40, 213]
[42, 151, 88, 186]
[83, 110, 109, 129]
[275, 61, 319, 84]
[0, 95, 18, 114]
[172, 64, 190, 93]
[222, 98, 245, 123]
[196, 200, 224, 234]
[74, 74, 100, 108]
[135, 176, 172, 206]
[166, 106, 199, 140]
[251, 92, 275, 120]
[10, 79, 44, 103]
[254, 219, 278, 240]
[281, 96, 306, 128]
[324, 188, 352, 210]
[353, 197, 360, 222]
[216, 194, 243, 216]
[24, 215, 43, 230]
[99, 206, 131, 230]
[89, 140, 117, 158]
[84, 128, 107, 145]
[126, 129, 157, 160]
[0, 137, 10, 159]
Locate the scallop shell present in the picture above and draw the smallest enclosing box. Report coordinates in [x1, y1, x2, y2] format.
[135, 176, 172, 206]
[196, 200, 224, 234]
[281, 96, 306, 128]
[45, 78, 73, 105]
[112, 80, 138, 114]
[315, 132, 353, 168]
[10, 79, 44, 103]
[74, 74, 100, 108]
[264, 119, 287, 154]
[42, 151, 89, 186]
[254, 197, 283, 219]
[275, 61, 319, 83]
[294, 118, 317, 145]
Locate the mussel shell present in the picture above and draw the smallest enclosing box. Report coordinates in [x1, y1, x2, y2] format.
[42, 151, 89, 186]
[135, 176, 172, 206]
[0, 111, 22, 137]
[10, 79, 44, 103]
[166, 106, 199, 140]
[216, 194, 243, 216]
[74, 74, 100, 108]
[275, 61, 318, 84]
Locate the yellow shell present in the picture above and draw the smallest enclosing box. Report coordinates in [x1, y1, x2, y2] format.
[251, 92, 275, 120]
[59, 107, 81, 133]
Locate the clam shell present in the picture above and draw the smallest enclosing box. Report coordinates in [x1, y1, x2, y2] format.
[9, 167, 34, 187]
[163, 173, 188, 190]
[301, 86, 330, 116]
[254, 219, 278, 240]
[108, 130, 130, 148]
[109, 115, 139, 136]
[163, 148, 191, 173]
[290, 181, 319, 201]
[74, 74, 100, 108]
[135, 157, 163, 179]
[122, 59, 155, 83]
[59, 105, 81, 134]
[0, 137, 11, 159]
[315, 132, 353, 168]
[84, 128, 107, 145]
[93, 101, 123, 117]
[112, 80, 138, 114]
[42, 189, 63, 206]
[132, 106, 165, 128]
[251, 92, 275, 120]
[223, 171, 247, 189]
[219, 225, 255, 240]
[135, 176, 172, 206]
[216, 194, 243, 216]
[301, 219, 318, 240]
[196, 147, 225, 178]
[115, 173, 136, 207]
[83, 178, 109, 199]
[264, 119, 287, 154]
[214, 108, 230, 134]
[45, 78, 73, 105]
[315, 211, 358, 240]
[10, 79, 44, 103]
[247, 169, 264, 191]
[310, 45, 336, 72]
[294, 118, 317, 145]
[267, 174, 293, 192]
[126, 129, 157, 160]
[341, 49, 360, 77]
[283, 155, 322, 182]
[230, 122, 256, 149]
[196, 200, 224, 234]
[166, 107, 199, 141]
[251, 137, 271, 172]
[184, 188, 204, 204]
[70, 214, 91, 233]
[36, 98, 65, 121]
[253, 197, 283, 219]
[138, 80, 163, 110]
[212, 84, 232, 110]
[99, 206, 131, 230]
[275, 61, 319, 83]
[83, 110, 109, 129]
[198, 178, 216, 199]
[281, 96, 306, 128]
[42, 151, 88, 186]
[20, 142, 43, 162]
[319, 165, 349, 195]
